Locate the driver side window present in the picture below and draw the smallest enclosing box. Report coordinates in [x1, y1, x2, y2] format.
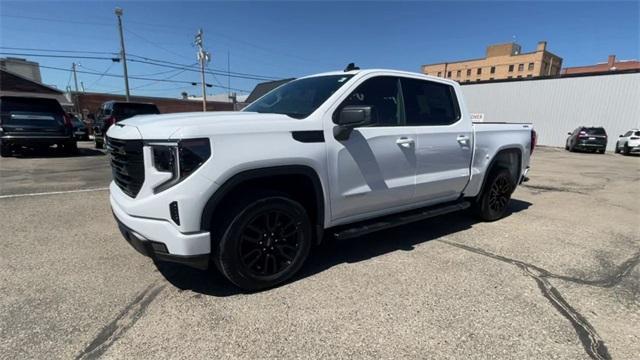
[337, 76, 402, 127]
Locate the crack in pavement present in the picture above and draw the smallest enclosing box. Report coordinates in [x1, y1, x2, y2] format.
[75, 283, 166, 360]
[440, 241, 639, 360]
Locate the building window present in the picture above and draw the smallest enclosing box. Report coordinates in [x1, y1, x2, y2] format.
[517, 75, 522, 78]
[526, 74, 532, 78]
[508, 64, 514, 72]
[456, 70, 461, 77]
[490, 66, 496, 74]
[466, 69, 471, 76]
[437, 72, 442, 77]
[518, 64, 524, 71]
[542, 62, 548, 73]
[528, 62, 534, 70]
[489, 77, 495, 80]
[507, 76, 513, 79]
[477, 68, 482, 75]
[476, 79, 481, 82]
[447, 71, 452, 78]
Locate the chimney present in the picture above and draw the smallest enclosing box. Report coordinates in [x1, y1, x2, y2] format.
[536, 41, 547, 52]
[607, 55, 616, 68]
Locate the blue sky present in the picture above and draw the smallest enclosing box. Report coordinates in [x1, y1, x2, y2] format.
[1, 1, 638, 98]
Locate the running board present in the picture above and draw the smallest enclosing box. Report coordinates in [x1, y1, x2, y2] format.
[333, 201, 471, 240]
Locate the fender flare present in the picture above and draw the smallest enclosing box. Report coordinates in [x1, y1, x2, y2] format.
[200, 165, 325, 232]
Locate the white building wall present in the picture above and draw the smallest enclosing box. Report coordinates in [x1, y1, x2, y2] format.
[461, 72, 640, 150]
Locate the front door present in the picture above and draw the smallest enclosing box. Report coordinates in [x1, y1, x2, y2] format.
[325, 76, 416, 223]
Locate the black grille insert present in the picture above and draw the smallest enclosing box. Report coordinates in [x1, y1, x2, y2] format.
[107, 137, 145, 198]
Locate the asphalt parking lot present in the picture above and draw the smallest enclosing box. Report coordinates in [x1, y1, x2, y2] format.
[1, 143, 638, 360]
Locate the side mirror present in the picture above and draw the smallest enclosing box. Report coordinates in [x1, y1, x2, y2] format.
[333, 105, 372, 140]
[619, 134, 623, 137]
[567, 132, 572, 135]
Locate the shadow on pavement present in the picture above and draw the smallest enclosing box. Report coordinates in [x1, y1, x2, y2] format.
[156, 198, 532, 297]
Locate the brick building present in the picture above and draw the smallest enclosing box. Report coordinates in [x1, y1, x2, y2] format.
[561, 55, 640, 75]
[70, 92, 237, 118]
[421, 41, 563, 82]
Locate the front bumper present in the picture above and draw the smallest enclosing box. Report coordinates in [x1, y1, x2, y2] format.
[1, 135, 73, 145]
[111, 194, 211, 269]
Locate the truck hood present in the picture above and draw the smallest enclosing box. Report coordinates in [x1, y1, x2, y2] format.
[111, 111, 317, 140]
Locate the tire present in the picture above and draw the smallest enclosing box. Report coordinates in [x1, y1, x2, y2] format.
[473, 168, 515, 222]
[214, 193, 312, 291]
[95, 135, 104, 149]
[614, 142, 620, 154]
[598, 149, 605, 154]
[623, 143, 630, 155]
[67, 141, 78, 154]
[0, 141, 11, 157]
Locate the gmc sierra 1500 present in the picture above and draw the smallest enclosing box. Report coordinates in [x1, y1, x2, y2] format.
[108, 68, 535, 291]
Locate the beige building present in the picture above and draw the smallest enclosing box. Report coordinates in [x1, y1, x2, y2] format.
[0, 57, 42, 83]
[421, 41, 563, 82]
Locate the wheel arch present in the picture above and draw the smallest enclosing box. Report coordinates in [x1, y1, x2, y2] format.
[476, 147, 522, 198]
[200, 165, 325, 241]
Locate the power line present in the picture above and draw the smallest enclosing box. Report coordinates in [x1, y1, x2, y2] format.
[0, 46, 117, 55]
[0, 51, 282, 81]
[37, 64, 251, 93]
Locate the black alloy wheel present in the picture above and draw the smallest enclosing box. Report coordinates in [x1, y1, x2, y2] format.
[239, 209, 303, 277]
[215, 193, 312, 291]
[487, 175, 512, 214]
[474, 168, 515, 222]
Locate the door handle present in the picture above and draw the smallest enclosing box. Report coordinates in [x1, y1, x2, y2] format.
[457, 135, 470, 146]
[396, 137, 415, 148]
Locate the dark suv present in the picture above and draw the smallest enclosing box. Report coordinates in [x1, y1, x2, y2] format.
[0, 96, 76, 157]
[94, 101, 160, 149]
[565, 126, 607, 154]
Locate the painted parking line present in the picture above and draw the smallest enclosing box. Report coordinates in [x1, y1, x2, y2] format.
[0, 187, 109, 199]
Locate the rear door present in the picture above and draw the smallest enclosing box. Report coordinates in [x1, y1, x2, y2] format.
[401, 77, 472, 204]
[0, 97, 67, 137]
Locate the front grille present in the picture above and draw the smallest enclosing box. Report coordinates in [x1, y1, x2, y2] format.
[107, 137, 145, 198]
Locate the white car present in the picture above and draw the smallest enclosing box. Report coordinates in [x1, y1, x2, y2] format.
[614, 129, 640, 155]
[107, 67, 536, 290]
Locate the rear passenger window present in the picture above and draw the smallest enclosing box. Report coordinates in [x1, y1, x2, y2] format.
[338, 76, 402, 127]
[401, 78, 461, 126]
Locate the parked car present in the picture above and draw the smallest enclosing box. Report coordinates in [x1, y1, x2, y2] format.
[71, 116, 89, 141]
[108, 68, 536, 291]
[0, 96, 76, 157]
[614, 129, 640, 155]
[94, 101, 160, 149]
[565, 126, 607, 154]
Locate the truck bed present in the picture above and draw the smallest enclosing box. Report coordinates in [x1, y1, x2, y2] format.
[463, 122, 533, 197]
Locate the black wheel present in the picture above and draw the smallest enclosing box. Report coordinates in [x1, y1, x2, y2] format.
[614, 142, 620, 154]
[473, 168, 515, 222]
[623, 143, 630, 155]
[598, 149, 605, 154]
[95, 136, 103, 149]
[214, 193, 312, 291]
[0, 141, 11, 157]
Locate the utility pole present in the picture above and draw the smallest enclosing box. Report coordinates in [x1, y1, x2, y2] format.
[72, 62, 80, 116]
[195, 28, 210, 112]
[115, 7, 130, 102]
[227, 51, 231, 100]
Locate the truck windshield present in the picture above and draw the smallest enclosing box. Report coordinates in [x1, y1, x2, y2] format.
[243, 75, 353, 119]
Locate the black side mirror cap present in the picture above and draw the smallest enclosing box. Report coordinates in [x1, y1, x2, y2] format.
[567, 132, 572, 135]
[333, 105, 372, 141]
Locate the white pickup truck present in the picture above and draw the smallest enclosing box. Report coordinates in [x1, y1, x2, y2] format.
[108, 68, 536, 291]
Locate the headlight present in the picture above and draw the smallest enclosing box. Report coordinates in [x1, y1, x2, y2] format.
[150, 138, 211, 193]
